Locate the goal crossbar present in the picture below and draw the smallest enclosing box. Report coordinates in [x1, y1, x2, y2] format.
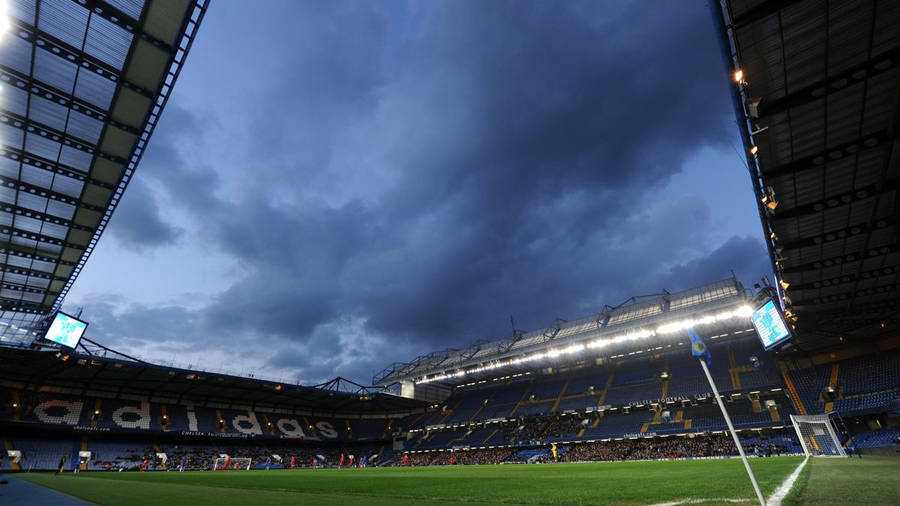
[790, 413, 846, 457]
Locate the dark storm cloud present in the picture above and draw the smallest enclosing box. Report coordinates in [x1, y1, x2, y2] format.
[660, 236, 774, 292]
[106, 179, 181, 251]
[77, 1, 760, 383]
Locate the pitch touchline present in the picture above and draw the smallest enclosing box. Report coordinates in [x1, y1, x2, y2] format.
[766, 456, 808, 506]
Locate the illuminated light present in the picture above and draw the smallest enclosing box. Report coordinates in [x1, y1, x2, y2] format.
[880, 321, 886, 328]
[766, 200, 778, 210]
[749, 145, 759, 155]
[733, 69, 744, 83]
[779, 279, 790, 290]
[415, 304, 755, 384]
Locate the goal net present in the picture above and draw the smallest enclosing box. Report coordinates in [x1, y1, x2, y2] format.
[212, 457, 253, 470]
[790, 413, 846, 456]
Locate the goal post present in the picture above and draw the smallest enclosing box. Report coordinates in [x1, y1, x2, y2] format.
[212, 457, 252, 470]
[790, 413, 846, 456]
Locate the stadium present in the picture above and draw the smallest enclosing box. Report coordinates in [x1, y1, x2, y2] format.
[0, 0, 899, 505]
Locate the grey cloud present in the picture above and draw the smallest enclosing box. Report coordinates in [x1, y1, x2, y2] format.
[106, 179, 181, 252]
[74, 1, 757, 383]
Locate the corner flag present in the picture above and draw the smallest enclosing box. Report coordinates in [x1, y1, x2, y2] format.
[688, 328, 711, 365]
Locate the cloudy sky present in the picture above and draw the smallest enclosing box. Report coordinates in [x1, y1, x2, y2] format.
[62, 0, 771, 385]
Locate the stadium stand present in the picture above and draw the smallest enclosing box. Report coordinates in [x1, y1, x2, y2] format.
[852, 428, 900, 450]
[3, 333, 897, 470]
[1, 279, 897, 472]
[787, 349, 900, 417]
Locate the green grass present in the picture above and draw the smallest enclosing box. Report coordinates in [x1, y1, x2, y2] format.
[13, 456, 898, 505]
[784, 456, 900, 506]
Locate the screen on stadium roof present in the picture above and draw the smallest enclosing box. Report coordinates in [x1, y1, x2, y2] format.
[43, 312, 89, 349]
[750, 300, 791, 351]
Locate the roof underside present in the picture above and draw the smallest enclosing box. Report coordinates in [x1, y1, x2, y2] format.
[0, 0, 205, 342]
[0, 347, 427, 416]
[720, 0, 900, 349]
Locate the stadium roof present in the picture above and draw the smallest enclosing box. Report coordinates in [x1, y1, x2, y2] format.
[0, 346, 427, 416]
[374, 278, 756, 387]
[0, 0, 207, 343]
[714, 0, 900, 350]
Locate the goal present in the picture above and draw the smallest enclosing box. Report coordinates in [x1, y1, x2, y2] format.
[212, 457, 253, 470]
[790, 413, 846, 456]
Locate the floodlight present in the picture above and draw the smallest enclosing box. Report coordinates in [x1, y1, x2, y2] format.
[749, 145, 759, 155]
[733, 69, 744, 83]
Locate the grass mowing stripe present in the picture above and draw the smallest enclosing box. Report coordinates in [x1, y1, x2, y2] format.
[781, 456, 812, 506]
[785, 456, 900, 506]
[17, 473, 506, 506]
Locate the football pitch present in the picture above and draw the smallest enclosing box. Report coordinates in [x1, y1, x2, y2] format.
[14, 456, 900, 505]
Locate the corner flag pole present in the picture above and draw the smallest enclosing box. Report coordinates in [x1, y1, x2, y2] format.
[698, 358, 766, 506]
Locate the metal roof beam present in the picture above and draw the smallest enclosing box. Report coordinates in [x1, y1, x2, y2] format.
[0, 174, 105, 213]
[773, 177, 900, 221]
[755, 45, 900, 120]
[9, 20, 155, 100]
[0, 110, 130, 170]
[794, 285, 900, 307]
[0, 281, 49, 296]
[729, 0, 808, 28]
[778, 216, 896, 251]
[0, 147, 116, 192]
[762, 129, 890, 179]
[806, 299, 900, 319]
[0, 246, 69, 267]
[0, 224, 85, 252]
[842, 62, 900, 312]
[0, 297, 46, 312]
[781, 243, 900, 274]
[0, 263, 61, 282]
[85, 0, 176, 54]
[789, 263, 900, 291]
[0, 202, 94, 234]
[0, 66, 110, 121]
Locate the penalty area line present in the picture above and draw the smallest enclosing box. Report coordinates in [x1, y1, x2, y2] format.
[767, 456, 809, 506]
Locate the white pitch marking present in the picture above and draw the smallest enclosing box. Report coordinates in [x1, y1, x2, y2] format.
[649, 498, 751, 506]
[767, 456, 809, 506]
